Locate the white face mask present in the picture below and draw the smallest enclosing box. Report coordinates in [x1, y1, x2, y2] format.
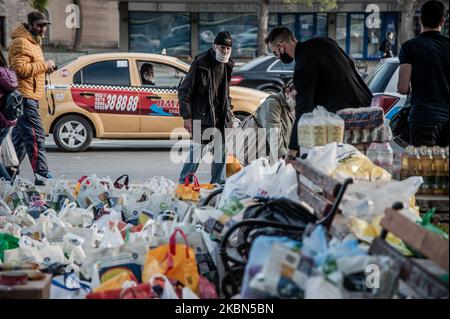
[214, 45, 232, 63]
[143, 74, 155, 84]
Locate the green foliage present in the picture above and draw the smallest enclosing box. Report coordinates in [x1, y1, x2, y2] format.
[31, 0, 49, 13]
[284, 0, 337, 11]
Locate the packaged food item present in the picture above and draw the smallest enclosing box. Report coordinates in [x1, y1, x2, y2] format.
[337, 107, 384, 130]
[297, 106, 345, 148]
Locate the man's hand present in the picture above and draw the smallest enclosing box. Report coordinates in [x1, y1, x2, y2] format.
[285, 149, 298, 166]
[45, 60, 56, 74]
[184, 119, 192, 134]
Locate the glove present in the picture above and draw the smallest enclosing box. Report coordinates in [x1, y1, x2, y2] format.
[0, 112, 17, 129]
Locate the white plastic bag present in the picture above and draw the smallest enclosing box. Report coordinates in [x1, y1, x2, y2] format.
[339, 176, 423, 221]
[99, 223, 124, 249]
[0, 131, 19, 167]
[306, 142, 391, 182]
[59, 202, 94, 227]
[149, 275, 179, 299]
[219, 158, 300, 208]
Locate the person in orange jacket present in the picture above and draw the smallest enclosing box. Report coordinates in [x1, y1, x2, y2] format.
[8, 11, 56, 185]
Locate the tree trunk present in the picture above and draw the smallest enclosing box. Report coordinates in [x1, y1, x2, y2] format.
[74, 0, 82, 52]
[257, 0, 269, 57]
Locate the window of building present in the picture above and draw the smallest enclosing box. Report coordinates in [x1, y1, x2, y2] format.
[349, 14, 365, 59]
[336, 13, 347, 51]
[136, 61, 186, 88]
[73, 60, 131, 86]
[129, 12, 191, 56]
[199, 13, 258, 59]
[299, 14, 314, 41]
[317, 13, 328, 38]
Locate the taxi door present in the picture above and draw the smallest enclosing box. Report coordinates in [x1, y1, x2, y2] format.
[71, 59, 140, 134]
[134, 60, 185, 138]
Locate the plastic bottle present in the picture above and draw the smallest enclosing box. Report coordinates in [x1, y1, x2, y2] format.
[432, 146, 445, 196]
[408, 147, 422, 178]
[392, 152, 402, 180]
[367, 142, 394, 174]
[419, 146, 434, 196]
[381, 142, 394, 174]
[400, 146, 412, 180]
[366, 143, 381, 167]
[442, 146, 449, 195]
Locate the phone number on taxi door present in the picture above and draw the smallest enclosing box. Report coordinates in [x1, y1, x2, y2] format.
[94, 93, 139, 112]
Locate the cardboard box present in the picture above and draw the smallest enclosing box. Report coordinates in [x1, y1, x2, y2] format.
[0, 273, 52, 299]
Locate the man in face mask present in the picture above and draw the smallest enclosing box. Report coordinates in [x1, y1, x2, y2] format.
[8, 11, 55, 185]
[178, 31, 235, 184]
[140, 63, 156, 86]
[266, 27, 373, 160]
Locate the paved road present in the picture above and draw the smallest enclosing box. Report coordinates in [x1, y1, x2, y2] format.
[19, 138, 217, 184]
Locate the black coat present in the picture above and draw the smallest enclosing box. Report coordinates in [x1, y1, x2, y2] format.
[179, 48, 234, 132]
[290, 38, 373, 150]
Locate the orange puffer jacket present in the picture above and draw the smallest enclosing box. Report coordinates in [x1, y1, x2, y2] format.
[8, 24, 47, 100]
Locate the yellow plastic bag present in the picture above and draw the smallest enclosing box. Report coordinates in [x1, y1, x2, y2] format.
[175, 173, 215, 202]
[93, 271, 137, 293]
[350, 215, 413, 256]
[333, 154, 391, 182]
[142, 228, 199, 293]
[226, 155, 242, 177]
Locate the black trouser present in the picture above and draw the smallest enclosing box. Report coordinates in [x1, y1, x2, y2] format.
[12, 98, 49, 176]
[410, 121, 449, 147]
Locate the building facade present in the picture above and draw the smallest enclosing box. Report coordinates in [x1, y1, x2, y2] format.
[115, 0, 422, 61]
[1, 0, 448, 61]
[0, 0, 119, 51]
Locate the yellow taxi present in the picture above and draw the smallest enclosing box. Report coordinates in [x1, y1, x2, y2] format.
[39, 52, 268, 152]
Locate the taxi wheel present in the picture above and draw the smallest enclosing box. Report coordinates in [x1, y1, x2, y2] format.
[53, 115, 93, 152]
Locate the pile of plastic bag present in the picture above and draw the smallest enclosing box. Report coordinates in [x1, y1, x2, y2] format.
[241, 226, 399, 299]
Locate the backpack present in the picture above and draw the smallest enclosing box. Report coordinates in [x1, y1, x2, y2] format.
[1, 90, 24, 121]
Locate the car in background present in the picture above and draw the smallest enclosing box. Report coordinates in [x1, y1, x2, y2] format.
[365, 57, 407, 122]
[40, 53, 268, 152]
[230, 55, 294, 94]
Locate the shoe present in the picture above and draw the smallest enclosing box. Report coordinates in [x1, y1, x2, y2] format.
[34, 172, 53, 186]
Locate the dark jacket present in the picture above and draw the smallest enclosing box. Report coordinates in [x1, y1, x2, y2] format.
[380, 38, 393, 57]
[179, 48, 234, 131]
[290, 37, 373, 150]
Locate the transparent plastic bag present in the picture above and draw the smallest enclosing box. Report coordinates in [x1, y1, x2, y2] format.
[339, 177, 423, 221]
[298, 106, 345, 148]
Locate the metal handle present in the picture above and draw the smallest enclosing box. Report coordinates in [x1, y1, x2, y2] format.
[146, 95, 162, 100]
[79, 92, 95, 97]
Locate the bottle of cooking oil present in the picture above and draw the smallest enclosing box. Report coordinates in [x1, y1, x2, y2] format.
[444, 147, 449, 196]
[400, 146, 412, 180]
[419, 146, 434, 195]
[432, 146, 446, 195]
[408, 147, 422, 177]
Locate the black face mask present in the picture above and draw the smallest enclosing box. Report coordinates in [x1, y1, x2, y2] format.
[280, 52, 294, 64]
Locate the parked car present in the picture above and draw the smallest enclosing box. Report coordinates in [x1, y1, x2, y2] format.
[365, 57, 407, 122]
[39, 53, 268, 152]
[230, 55, 294, 94]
